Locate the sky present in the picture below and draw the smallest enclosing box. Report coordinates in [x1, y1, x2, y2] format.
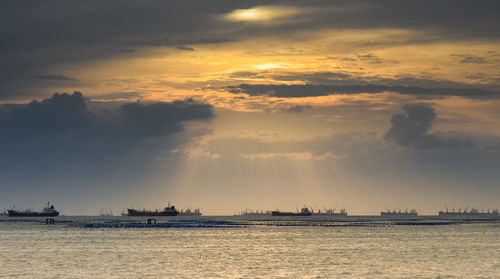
[1, 0, 499, 215]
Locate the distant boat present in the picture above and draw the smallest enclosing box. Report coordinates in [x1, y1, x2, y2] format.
[8, 202, 60, 217]
[178, 208, 202, 216]
[380, 209, 418, 218]
[127, 204, 179, 216]
[313, 208, 348, 216]
[438, 207, 499, 219]
[0, 210, 7, 216]
[99, 208, 113, 217]
[234, 209, 271, 217]
[272, 207, 312, 216]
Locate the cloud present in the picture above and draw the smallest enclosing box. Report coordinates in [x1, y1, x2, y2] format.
[229, 70, 356, 84]
[27, 74, 75, 81]
[0, 1, 237, 99]
[384, 104, 473, 149]
[286, 105, 304, 113]
[452, 54, 489, 64]
[227, 70, 500, 92]
[119, 98, 213, 138]
[356, 53, 383, 64]
[227, 84, 499, 99]
[0, 92, 92, 135]
[384, 104, 435, 146]
[223, 6, 303, 24]
[2, 1, 499, 100]
[0, 92, 213, 171]
[0, 92, 212, 138]
[175, 46, 195, 51]
[459, 56, 488, 64]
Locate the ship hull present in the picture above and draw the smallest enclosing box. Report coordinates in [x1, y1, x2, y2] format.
[380, 213, 418, 218]
[236, 213, 270, 217]
[438, 213, 498, 219]
[271, 211, 312, 216]
[127, 209, 178, 217]
[8, 210, 59, 217]
[313, 213, 347, 216]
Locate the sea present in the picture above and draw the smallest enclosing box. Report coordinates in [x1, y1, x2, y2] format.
[0, 216, 499, 278]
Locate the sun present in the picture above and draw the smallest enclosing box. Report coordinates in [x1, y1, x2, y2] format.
[224, 6, 301, 24]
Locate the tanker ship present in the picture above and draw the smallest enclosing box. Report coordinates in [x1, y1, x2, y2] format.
[127, 204, 179, 216]
[8, 202, 60, 217]
[272, 207, 312, 216]
[438, 207, 499, 219]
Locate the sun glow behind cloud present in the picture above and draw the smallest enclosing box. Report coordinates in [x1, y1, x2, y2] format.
[253, 63, 288, 70]
[223, 6, 302, 24]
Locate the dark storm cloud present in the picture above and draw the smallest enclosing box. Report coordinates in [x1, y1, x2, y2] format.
[119, 99, 214, 138]
[0, 92, 212, 138]
[176, 46, 195, 51]
[384, 104, 473, 150]
[0, 92, 91, 136]
[297, 0, 500, 39]
[385, 104, 435, 146]
[0, 92, 213, 172]
[227, 84, 499, 99]
[0, 0, 245, 98]
[1, 0, 499, 99]
[27, 75, 75, 81]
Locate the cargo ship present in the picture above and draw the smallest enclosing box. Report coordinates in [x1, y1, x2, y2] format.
[127, 204, 179, 216]
[234, 209, 271, 217]
[272, 207, 312, 216]
[313, 208, 348, 216]
[178, 208, 202, 216]
[99, 208, 113, 217]
[438, 207, 499, 219]
[8, 202, 60, 217]
[380, 209, 418, 218]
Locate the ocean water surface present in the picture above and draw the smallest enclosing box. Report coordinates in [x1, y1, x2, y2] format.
[0, 216, 499, 278]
